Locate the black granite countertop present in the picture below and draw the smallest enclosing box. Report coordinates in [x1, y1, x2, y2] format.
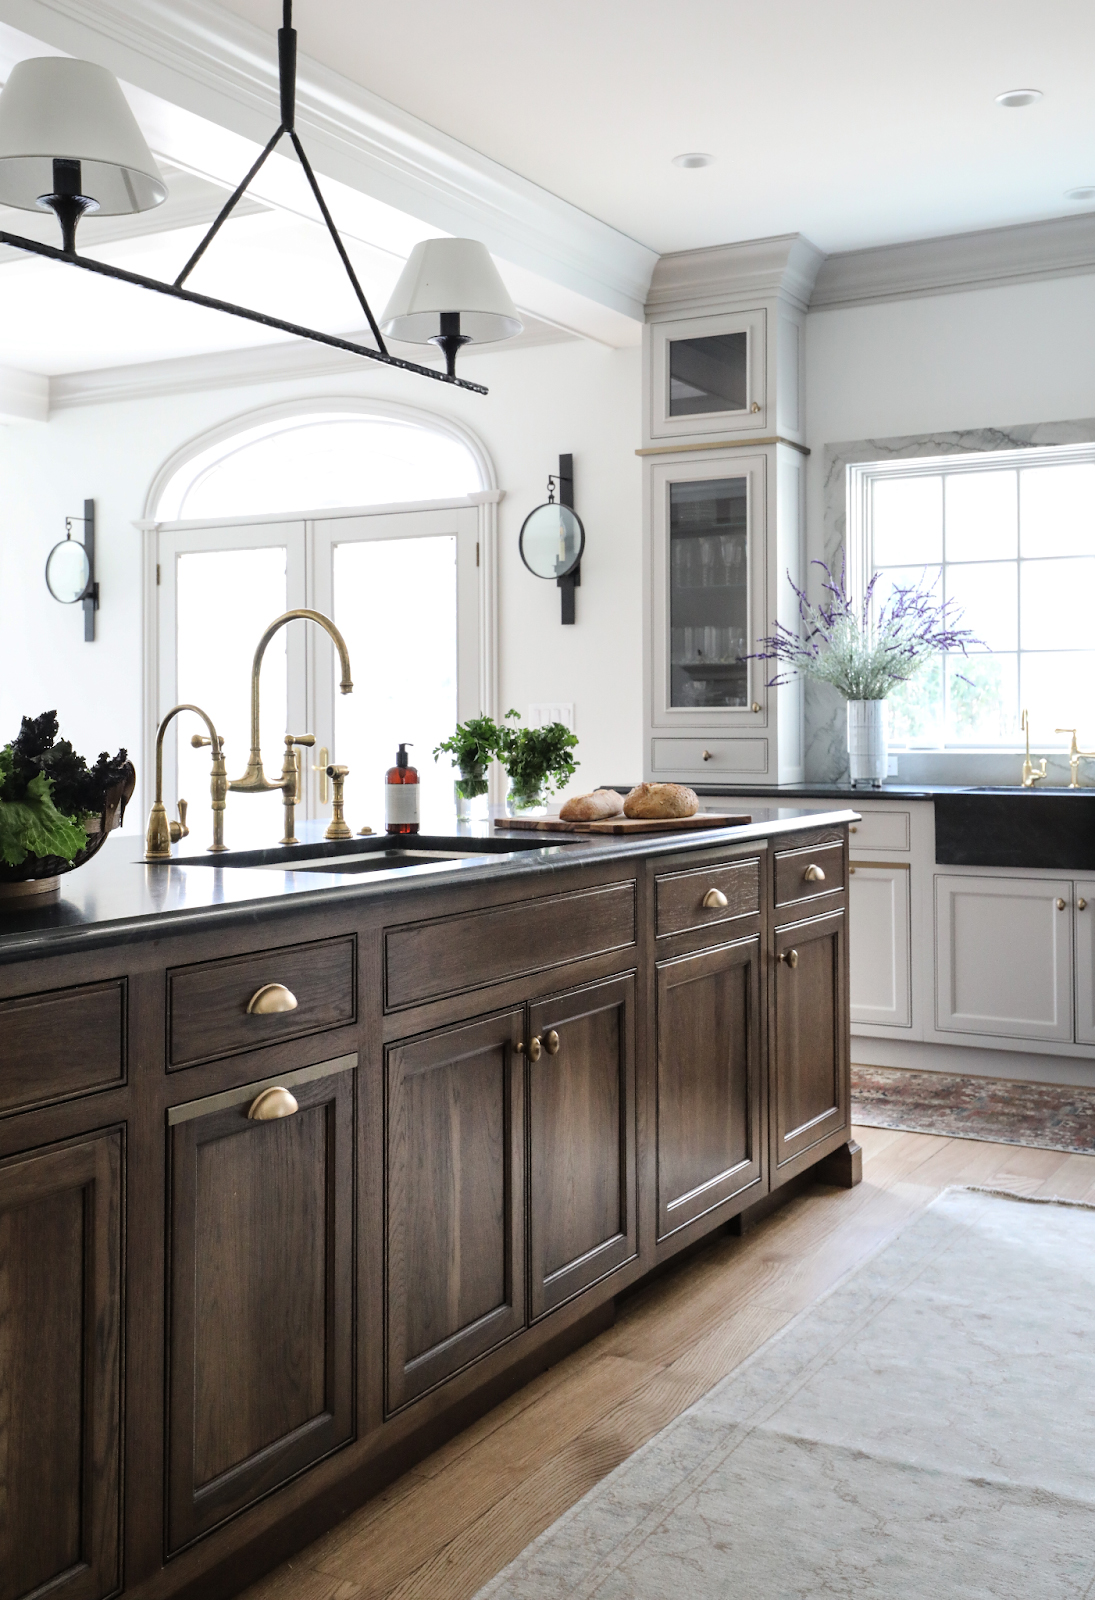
[0, 806, 859, 966]
[609, 782, 1095, 801]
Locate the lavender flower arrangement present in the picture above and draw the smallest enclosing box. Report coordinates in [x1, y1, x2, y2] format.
[753, 559, 978, 700]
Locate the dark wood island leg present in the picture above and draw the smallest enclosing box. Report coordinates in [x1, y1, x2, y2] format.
[815, 1139, 863, 1188]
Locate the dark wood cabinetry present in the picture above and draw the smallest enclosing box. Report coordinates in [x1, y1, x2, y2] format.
[655, 936, 762, 1238]
[527, 974, 637, 1317]
[770, 908, 849, 1182]
[165, 1055, 355, 1549]
[386, 1010, 526, 1410]
[0, 1128, 122, 1600]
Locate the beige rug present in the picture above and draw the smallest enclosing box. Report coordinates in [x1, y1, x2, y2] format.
[475, 1189, 1095, 1599]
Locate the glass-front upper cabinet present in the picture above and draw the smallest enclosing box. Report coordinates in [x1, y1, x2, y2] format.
[651, 453, 767, 727]
[647, 309, 767, 442]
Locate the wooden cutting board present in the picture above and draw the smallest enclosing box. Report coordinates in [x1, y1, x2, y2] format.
[495, 812, 752, 835]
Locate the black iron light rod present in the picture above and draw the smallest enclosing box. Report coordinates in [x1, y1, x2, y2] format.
[173, 122, 285, 289]
[0, 229, 488, 393]
[289, 130, 389, 354]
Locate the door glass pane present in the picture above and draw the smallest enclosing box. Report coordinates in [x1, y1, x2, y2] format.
[332, 535, 458, 827]
[176, 546, 288, 841]
[669, 478, 747, 709]
[668, 333, 746, 417]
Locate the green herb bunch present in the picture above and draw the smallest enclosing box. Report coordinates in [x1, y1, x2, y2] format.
[497, 710, 579, 801]
[432, 714, 502, 799]
[0, 711, 130, 867]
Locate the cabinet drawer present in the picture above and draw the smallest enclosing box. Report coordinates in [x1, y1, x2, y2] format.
[655, 856, 761, 939]
[774, 840, 845, 911]
[168, 936, 356, 1068]
[385, 882, 636, 1010]
[651, 738, 768, 777]
[847, 809, 910, 853]
[0, 978, 125, 1116]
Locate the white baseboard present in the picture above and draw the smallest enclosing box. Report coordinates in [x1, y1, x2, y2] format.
[851, 1034, 1095, 1089]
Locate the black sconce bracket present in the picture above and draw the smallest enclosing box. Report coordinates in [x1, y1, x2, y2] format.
[556, 454, 580, 625]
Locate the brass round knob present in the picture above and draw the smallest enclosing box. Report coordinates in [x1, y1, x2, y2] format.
[849, 825, 858, 833]
[1057, 898, 1067, 911]
[247, 1085, 299, 1120]
[545, 1029, 560, 1056]
[702, 887, 728, 909]
[518, 1037, 542, 1062]
[702, 748, 713, 762]
[1079, 899, 1088, 911]
[780, 949, 799, 968]
[247, 983, 299, 1015]
[803, 864, 826, 883]
[751, 703, 761, 713]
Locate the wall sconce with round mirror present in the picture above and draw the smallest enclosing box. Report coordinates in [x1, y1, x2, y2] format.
[518, 455, 583, 624]
[45, 499, 98, 640]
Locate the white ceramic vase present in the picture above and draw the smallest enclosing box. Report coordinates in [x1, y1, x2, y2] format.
[847, 699, 887, 787]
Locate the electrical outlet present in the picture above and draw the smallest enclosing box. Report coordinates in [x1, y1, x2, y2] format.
[887, 755, 899, 777]
[528, 702, 574, 731]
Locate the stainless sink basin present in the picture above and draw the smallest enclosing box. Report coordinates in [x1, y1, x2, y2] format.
[169, 833, 571, 873]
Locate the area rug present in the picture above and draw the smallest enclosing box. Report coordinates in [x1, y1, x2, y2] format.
[474, 1189, 1095, 1600]
[851, 1063, 1095, 1153]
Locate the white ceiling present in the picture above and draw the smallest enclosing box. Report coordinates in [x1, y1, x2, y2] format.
[215, 0, 1095, 256]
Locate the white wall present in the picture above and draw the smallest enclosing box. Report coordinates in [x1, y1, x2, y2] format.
[0, 338, 642, 825]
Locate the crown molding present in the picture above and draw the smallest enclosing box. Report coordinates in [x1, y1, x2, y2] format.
[645, 234, 825, 318]
[812, 212, 1095, 309]
[0, 0, 655, 321]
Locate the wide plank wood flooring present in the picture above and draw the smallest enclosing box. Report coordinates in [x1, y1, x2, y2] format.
[240, 1126, 1095, 1600]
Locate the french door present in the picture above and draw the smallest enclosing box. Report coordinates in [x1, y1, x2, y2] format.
[154, 503, 480, 835]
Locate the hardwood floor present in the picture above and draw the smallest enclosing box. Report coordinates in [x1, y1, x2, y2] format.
[240, 1125, 1095, 1600]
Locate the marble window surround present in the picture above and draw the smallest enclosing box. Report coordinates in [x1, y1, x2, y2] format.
[807, 416, 1095, 785]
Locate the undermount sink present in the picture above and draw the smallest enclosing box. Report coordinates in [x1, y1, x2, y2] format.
[168, 833, 572, 873]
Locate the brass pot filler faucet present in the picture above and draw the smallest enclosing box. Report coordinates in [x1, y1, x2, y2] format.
[145, 609, 357, 860]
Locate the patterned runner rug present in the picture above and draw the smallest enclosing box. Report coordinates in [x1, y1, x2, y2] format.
[851, 1064, 1095, 1153]
[474, 1189, 1095, 1600]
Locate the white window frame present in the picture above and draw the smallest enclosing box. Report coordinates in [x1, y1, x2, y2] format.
[846, 438, 1095, 754]
[138, 400, 502, 822]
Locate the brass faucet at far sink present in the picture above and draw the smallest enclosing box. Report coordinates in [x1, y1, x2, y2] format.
[146, 703, 227, 858]
[1021, 708, 1047, 787]
[1056, 728, 1095, 788]
[227, 609, 353, 844]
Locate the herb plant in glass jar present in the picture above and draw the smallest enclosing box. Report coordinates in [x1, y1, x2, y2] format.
[432, 715, 499, 820]
[497, 711, 579, 814]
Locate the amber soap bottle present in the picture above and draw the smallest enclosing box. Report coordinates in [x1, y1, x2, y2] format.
[385, 742, 420, 834]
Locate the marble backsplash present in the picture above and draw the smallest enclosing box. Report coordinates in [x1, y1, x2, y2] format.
[806, 415, 1095, 785]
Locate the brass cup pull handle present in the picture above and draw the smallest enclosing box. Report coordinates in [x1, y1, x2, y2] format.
[780, 948, 799, 968]
[703, 887, 728, 909]
[247, 983, 299, 1015]
[1057, 898, 1067, 911]
[518, 1036, 542, 1062]
[544, 1029, 561, 1055]
[803, 863, 826, 883]
[1079, 899, 1088, 911]
[247, 1085, 299, 1121]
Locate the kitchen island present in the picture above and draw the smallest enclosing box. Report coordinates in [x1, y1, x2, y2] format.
[0, 806, 857, 1600]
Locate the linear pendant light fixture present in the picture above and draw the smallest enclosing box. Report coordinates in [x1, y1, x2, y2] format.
[0, 2, 523, 393]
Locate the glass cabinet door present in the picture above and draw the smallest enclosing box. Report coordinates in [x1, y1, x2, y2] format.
[648, 309, 766, 441]
[669, 477, 749, 709]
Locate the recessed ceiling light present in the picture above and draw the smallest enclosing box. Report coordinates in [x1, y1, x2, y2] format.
[995, 88, 1043, 108]
[1066, 186, 1095, 202]
[672, 152, 714, 169]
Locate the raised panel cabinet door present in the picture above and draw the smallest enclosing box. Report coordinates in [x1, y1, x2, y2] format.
[1075, 880, 1095, 1045]
[386, 1010, 525, 1411]
[527, 975, 637, 1319]
[849, 865, 912, 1029]
[0, 1129, 122, 1600]
[771, 910, 849, 1181]
[166, 1057, 355, 1551]
[656, 937, 763, 1240]
[934, 874, 1073, 1043]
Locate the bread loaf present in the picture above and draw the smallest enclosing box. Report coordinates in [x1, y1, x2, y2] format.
[623, 782, 699, 820]
[558, 789, 625, 822]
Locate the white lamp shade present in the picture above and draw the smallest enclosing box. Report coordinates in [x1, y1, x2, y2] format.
[0, 57, 165, 214]
[381, 238, 523, 345]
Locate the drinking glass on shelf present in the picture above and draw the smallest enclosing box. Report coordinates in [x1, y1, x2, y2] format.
[699, 538, 716, 587]
[703, 625, 718, 658]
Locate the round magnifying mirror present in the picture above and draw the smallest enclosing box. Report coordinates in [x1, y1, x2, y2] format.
[519, 502, 585, 580]
[45, 539, 91, 604]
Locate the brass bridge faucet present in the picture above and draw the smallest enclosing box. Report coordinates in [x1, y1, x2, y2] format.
[227, 609, 353, 844]
[1021, 709, 1047, 787]
[146, 703, 227, 858]
[1056, 728, 1095, 788]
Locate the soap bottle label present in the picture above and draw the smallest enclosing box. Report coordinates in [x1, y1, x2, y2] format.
[385, 785, 420, 827]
